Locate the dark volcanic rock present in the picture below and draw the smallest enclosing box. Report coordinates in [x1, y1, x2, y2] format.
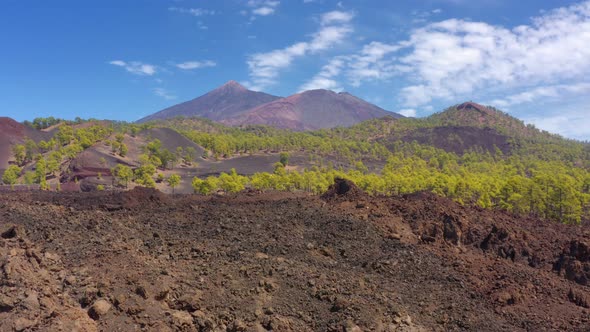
[399, 126, 511, 155]
[321, 178, 366, 200]
[1, 187, 590, 331]
[554, 240, 590, 286]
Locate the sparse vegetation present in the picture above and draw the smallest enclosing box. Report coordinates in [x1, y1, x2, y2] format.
[2, 165, 21, 190]
[5, 104, 590, 223]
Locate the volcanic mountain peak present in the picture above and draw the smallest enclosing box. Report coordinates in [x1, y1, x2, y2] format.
[137, 81, 281, 123]
[425, 101, 538, 139]
[217, 80, 248, 93]
[456, 101, 493, 115]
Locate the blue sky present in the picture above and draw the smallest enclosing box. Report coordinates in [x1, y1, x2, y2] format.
[1, 0, 590, 140]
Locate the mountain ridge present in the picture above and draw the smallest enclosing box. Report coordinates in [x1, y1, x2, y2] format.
[138, 81, 404, 131]
[221, 88, 403, 131]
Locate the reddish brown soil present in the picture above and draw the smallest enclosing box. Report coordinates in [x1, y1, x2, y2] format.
[1, 183, 589, 331]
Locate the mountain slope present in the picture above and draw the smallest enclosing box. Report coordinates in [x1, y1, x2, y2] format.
[0, 117, 51, 171]
[137, 81, 281, 123]
[221, 89, 403, 131]
[398, 126, 512, 155]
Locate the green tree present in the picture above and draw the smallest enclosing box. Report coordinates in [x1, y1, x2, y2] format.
[251, 172, 273, 190]
[39, 176, 49, 190]
[25, 139, 38, 162]
[134, 164, 156, 188]
[24, 171, 36, 185]
[56, 125, 74, 146]
[63, 143, 83, 160]
[167, 174, 181, 194]
[354, 160, 369, 174]
[273, 162, 286, 176]
[192, 176, 219, 195]
[35, 156, 47, 184]
[110, 141, 120, 154]
[115, 133, 125, 144]
[12, 144, 25, 166]
[159, 149, 177, 169]
[46, 154, 60, 177]
[2, 165, 21, 189]
[218, 168, 247, 193]
[184, 147, 197, 165]
[279, 152, 290, 167]
[191, 176, 204, 194]
[111, 164, 133, 188]
[119, 143, 128, 157]
[38, 140, 51, 152]
[145, 139, 162, 155]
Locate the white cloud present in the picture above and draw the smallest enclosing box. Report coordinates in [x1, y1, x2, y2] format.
[318, 1, 590, 111]
[247, 0, 280, 17]
[308, 25, 353, 51]
[489, 83, 590, 108]
[252, 7, 275, 16]
[299, 57, 345, 91]
[153, 88, 177, 100]
[399, 109, 417, 117]
[248, 0, 280, 6]
[347, 41, 399, 86]
[176, 60, 217, 70]
[524, 107, 590, 140]
[411, 8, 443, 24]
[168, 7, 215, 16]
[299, 77, 342, 91]
[246, 10, 354, 90]
[109, 60, 126, 67]
[296, 41, 400, 90]
[394, 1, 590, 107]
[321, 10, 354, 25]
[109, 60, 156, 76]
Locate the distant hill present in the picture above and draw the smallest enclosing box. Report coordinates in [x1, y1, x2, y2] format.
[221, 89, 403, 131]
[137, 81, 281, 123]
[427, 102, 535, 137]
